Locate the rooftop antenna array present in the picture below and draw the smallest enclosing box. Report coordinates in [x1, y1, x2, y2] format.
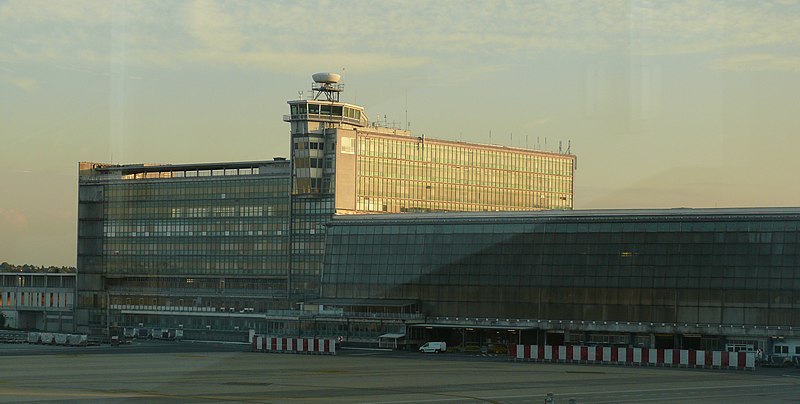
[311, 72, 343, 102]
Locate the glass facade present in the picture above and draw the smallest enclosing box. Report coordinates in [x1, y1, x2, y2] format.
[290, 195, 334, 297]
[292, 136, 333, 194]
[288, 101, 365, 129]
[322, 209, 800, 327]
[285, 91, 576, 216]
[76, 79, 579, 338]
[284, 84, 577, 305]
[102, 178, 289, 277]
[286, 98, 575, 299]
[76, 161, 291, 335]
[356, 134, 575, 213]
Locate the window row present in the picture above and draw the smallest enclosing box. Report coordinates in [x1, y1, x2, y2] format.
[323, 274, 800, 290]
[357, 136, 575, 175]
[291, 103, 362, 120]
[328, 222, 800, 235]
[103, 242, 287, 255]
[120, 167, 264, 180]
[357, 156, 572, 191]
[356, 178, 571, 210]
[104, 204, 288, 219]
[106, 179, 289, 199]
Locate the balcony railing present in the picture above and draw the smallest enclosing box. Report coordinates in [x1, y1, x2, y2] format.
[109, 304, 423, 321]
[283, 113, 366, 127]
[108, 287, 287, 299]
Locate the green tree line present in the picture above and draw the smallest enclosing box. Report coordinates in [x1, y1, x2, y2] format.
[0, 262, 76, 273]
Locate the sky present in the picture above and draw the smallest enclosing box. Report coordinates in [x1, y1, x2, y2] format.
[1, 0, 799, 266]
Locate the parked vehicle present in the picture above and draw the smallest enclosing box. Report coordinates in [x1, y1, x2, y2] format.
[67, 334, 88, 346]
[39, 332, 55, 345]
[419, 341, 447, 353]
[54, 333, 69, 345]
[768, 339, 800, 367]
[123, 328, 137, 339]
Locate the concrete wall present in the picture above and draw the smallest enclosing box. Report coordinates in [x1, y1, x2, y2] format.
[335, 128, 357, 212]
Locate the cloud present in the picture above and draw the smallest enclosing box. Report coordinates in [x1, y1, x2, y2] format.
[1, 0, 798, 74]
[1, 74, 37, 90]
[0, 0, 108, 24]
[0, 208, 28, 230]
[184, 0, 246, 52]
[712, 53, 800, 72]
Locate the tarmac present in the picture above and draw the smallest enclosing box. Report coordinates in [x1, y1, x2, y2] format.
[1, 340, 799, 403]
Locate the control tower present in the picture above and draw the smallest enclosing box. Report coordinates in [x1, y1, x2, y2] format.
[281, 72, 574, 296]
[284, 72, 368, 195]
[283, 72, 373, 296]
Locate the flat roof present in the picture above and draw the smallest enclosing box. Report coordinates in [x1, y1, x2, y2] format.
[357, 129, 576, 159]
[331, 207, 800, 225]
[309, 298, 418, 307]
[411, 324, 537, 331]
[378, 333, 406, 339]
[93, 159, 288, 174]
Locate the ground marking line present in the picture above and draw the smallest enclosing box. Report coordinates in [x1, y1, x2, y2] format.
[359, 382, 792, 404]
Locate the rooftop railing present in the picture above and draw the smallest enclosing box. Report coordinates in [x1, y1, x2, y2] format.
[427, 316, 800, 335]
[283, 113, 366, 127]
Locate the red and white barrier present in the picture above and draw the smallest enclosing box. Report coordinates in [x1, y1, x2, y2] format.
[251, 336, 336, 355]
[509, 344, 754, 370]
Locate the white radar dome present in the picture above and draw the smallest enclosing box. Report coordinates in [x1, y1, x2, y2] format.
[312, 72, 341, 84]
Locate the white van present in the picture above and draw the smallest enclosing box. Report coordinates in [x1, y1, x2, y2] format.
[419, 341, 446, 353]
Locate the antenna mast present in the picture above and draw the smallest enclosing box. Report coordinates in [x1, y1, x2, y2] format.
[405, 90, 408, 131]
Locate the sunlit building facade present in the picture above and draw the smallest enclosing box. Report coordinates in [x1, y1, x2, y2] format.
[284, 73, 576, 295]
[284, 75, 575, 214]
[353, 134, 574, 213]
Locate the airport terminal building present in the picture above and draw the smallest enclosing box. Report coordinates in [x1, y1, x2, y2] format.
[75, 73, 576, 338]
[320, 208, 800, 352]
[76, 160, 292, 338]
[74, 73, 799, 355]
[284, 73, 574, 298]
